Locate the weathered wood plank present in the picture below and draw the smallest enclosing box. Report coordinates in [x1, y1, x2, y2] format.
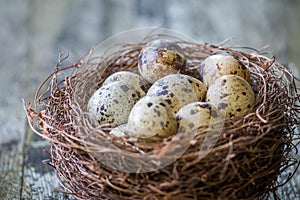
[21, 129, 72, 200]
[0, 144, 24, 200]
[0, 0, 31, 199]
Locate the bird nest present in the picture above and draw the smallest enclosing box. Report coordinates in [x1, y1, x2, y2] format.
[24, 35, 300, 199]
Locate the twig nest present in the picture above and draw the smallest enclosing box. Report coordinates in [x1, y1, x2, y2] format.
[206, 75, 255, 118]
[24, 34, 300, 200]
[138, 39, 187, 83]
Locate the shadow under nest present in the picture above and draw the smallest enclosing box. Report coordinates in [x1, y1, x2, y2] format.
[25, 38, 300, 200]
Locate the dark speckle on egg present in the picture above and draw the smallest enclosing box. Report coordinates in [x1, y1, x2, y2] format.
[120, 84, 130, 92]
[113, 99, 119, 104]
[156, 90, 168, 96]
[165, 99, 172, 105]
[159, 102, 166, 107]
[190, 109, 198, 115]
[182, 88, 193, 93]
[199, 103, 211, 109]
[218, 102, 228, 110]
[211, 110, 218, 118]
[188, 123, 195, 129]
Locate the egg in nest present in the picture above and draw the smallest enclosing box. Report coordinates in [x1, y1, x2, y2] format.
[138, 39, 186, 83]
[102, 71, 147, 96]
[147, 74, 207, 113]
[125, 96, 178, 139]
[200, 54, 250, 88]
[176, 102, 223, 139]
[206, 75, 255, 118]
[88, 81, 144, 127]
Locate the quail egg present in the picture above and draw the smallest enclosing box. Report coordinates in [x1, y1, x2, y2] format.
[147, 74, 207, 113]
[200, 54, 250, 88]
[109, 124, 129, 137]
[103, 71, 147, 96]
[126, 96, 177, 139]
[206, 75, 255, 118]
[176, 102, 221, 138]
[138, 39, 186, 83]
[88, 81, 143, 127]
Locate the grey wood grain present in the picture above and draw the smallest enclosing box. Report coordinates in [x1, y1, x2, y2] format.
[21, 130, 72, 200]
[0, 144, 23, 200]
[0, 0, 30, 199]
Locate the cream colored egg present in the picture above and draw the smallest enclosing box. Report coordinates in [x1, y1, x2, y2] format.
[187, 76, 207, 102]
[88, 81, 143, 127]
[200, 54, 250, 88]
[126, 96, 177, 139]
[138, 39, 186, 83]
[109, 124, 129, 137]
[103, 71, 147, 96]
[176, 102, 220, 138]
[147, 74, 207, 113]
[206, 75, 255, 118]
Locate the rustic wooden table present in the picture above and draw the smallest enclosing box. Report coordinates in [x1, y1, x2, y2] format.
[1, 0, 299, 199]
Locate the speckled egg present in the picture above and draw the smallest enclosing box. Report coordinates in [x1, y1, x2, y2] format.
[88, 81, 143, 127]
[206, 75, 255, 118]
[109, 124, 138, 142]
[138, 39, 186, 83]
[126, 96, 177, 139]
[109, 124, 130, 137]
[200, 54, 250, 88]
[176, 102, 220, 138]
[102, 71, 147, 96]
[147, 74, 207, 113]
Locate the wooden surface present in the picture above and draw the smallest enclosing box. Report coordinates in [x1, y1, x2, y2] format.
[0, 0, 299, 199]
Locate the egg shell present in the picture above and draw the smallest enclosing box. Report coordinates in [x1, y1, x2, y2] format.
[200, 54, 250, 88]
[88, 81, 143, 127]
[109, 124, 129, 137]
[187, 76, 207, 102]
[176, 102, 220, 138]
[206, 75, 255, 118]
[138, 39, 186, 83]
[102, 71, 147, 96]
[147, 74, 207, 113]
[126, 96, 177, 139]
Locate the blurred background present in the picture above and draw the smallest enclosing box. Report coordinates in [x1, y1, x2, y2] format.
[0, 0, 299, 199]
